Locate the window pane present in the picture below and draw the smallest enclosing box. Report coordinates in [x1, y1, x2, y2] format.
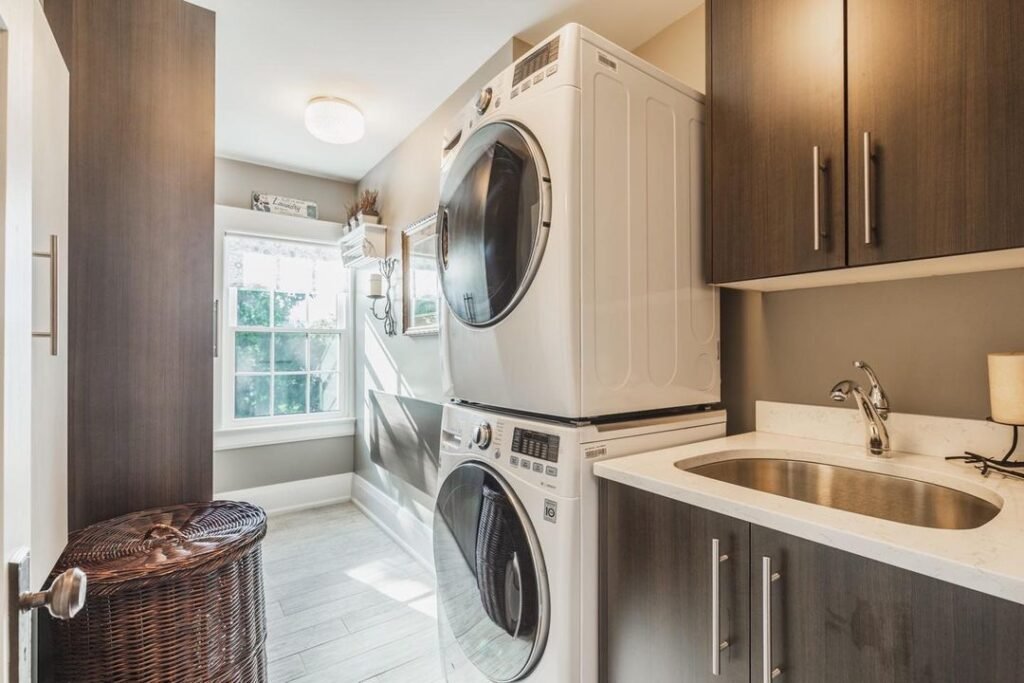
[310, 334, 339, 371]
[274, 375, 308, 415]
[274, 291, 308, 328]
[311, 373, 340, 413]
[308, 294, 339, 329]
[235, 332, 271, 372]
[274, 333, 307, 371]
[235, 289, 271, 327]
[235, 375, 271, 418]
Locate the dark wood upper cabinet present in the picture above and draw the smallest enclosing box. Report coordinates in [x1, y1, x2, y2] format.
[45, 0, 215, 529]
[600, 481, 750, 683]
[846, 0, 1024, 266]
[708, 0, 846, 283]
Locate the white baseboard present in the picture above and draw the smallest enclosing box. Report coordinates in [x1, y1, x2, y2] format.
[351, 474, 434, 573]
[216, 472, 353, 516]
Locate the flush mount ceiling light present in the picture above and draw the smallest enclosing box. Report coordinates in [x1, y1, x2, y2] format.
[304, 96, 365, 144]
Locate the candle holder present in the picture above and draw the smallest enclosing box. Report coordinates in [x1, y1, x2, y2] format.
[946, 417, 1024, 480]
[368, 257, 398, 337]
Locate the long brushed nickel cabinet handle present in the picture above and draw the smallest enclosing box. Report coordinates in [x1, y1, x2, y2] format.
[813, 146, 826, 251]
[762, 556, 782, 683]
[32, 235, 58, 356]
[863, 131, 873, 245]
[711, 538, 730, 676]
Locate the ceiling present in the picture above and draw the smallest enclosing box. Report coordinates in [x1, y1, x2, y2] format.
[190, 0, 702, 183]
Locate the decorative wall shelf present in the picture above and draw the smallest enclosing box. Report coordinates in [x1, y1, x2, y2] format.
[340, 223, 388, 268]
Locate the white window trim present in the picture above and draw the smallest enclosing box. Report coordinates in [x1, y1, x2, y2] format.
[214, 205, 355, 448]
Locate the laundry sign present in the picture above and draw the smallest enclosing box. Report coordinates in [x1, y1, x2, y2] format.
[251, 191, 318, 219]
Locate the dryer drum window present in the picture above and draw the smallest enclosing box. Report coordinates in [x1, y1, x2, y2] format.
[437, 121, 550, 328]
[434, 461, 549, 682]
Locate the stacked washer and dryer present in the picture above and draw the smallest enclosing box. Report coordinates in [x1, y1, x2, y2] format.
[432, 24, 725, 683]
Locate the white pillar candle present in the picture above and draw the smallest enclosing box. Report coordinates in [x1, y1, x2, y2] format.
[989, 352, 1024, 425]
[368, 273, 384, 298]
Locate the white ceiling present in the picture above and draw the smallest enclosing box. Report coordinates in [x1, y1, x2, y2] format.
[191, 0, 702, 183]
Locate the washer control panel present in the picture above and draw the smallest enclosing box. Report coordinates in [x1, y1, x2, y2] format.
[471, 422, 492, 449]
[511, 428, 559, 463]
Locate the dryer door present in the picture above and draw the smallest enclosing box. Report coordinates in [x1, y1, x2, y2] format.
[437, 121, 551, 327]
[434, 461, 549, 682]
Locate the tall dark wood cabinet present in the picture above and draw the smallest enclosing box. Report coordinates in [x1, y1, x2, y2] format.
[600, 482, 750, 683]
[44, 0, 215, 529]
[846, 0, 1024, 266]
[708, 0, 846, 283]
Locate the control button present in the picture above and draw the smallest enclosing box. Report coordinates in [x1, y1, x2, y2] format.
[472, 422, 492, 449]
[532, 462, 544, 473]
[521, 459, 531, 470]
[533, 73, 543, 84]
[543, 499, 558, 523]
[494, 97, 501, 109]
[545, 466, 558, 477]
[510, 88, 518, 99]
[546, 64, 558, 76]
[474, 86, 493, 115]
[510, 455, 519, 467]
[521, 80, 532, 91]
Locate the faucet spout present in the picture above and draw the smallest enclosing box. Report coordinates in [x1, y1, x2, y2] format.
[830, 379, 891, 457]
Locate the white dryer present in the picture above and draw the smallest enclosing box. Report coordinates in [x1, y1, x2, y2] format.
[437, 24, 719, 420]
[433, 403, 726, 683]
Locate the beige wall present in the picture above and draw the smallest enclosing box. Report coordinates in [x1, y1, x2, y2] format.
[215, 157, 357, 223]
[636, 4, 1024, 433]
[634, 4, 706, 93]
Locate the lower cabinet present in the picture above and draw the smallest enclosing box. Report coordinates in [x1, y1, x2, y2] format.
[600, 481, 1024, 683]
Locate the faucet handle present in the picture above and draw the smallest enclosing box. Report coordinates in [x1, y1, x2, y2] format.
[853, 361, 889, 419]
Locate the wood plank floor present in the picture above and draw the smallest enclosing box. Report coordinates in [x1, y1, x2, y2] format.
[262, 503, 444, 683]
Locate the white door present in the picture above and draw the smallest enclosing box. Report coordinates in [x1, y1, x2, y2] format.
[31, 0, 69, 594]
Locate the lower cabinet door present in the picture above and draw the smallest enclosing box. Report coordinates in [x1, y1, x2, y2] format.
[751, 525, 1024, 682]
[600, 481, 750, 683]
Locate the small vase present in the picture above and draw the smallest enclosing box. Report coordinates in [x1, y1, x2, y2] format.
[359, 212, 380, 225]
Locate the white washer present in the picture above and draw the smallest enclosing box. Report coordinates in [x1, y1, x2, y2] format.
[434, 402, 727, 682]
[437, 24, 719, 420]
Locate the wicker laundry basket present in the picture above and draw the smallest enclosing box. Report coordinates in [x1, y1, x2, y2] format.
[49, 500, 269, 683]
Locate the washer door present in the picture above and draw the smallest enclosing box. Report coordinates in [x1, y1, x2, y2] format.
[434, 461, 549, 682]
[437, 121, 551, 327]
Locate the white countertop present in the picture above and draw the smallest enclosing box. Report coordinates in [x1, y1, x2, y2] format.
[595, 429, 1024, 605]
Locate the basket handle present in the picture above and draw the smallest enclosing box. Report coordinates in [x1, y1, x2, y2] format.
[143, 524, 188, 545]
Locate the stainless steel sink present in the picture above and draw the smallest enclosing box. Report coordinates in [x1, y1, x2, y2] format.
[680, 456, 1000, 530]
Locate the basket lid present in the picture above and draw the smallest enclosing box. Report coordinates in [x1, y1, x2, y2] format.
[52, 501, 267, 594]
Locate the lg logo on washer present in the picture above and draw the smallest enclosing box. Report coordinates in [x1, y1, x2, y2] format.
[543, 499, 558, 523]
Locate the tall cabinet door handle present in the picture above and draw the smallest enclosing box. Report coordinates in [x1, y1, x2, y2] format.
[812, 146, 826, 251]
[863, 131, 874, 245]
[32, 235, 59, 356]
[762, 556, 782, 682]
[711, 538, 730, 676]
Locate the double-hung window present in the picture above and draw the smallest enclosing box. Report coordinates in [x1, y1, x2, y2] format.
[223, 234, 350, 425]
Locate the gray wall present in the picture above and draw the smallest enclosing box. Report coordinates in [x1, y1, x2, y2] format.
[722, 269, 1024, 433]
[213, 158, 358, 493]
[352, 39, 530, 501]
[214, 437, 354, 492]
[215, 157, 357, 223]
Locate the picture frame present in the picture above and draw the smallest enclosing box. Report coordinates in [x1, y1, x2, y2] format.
[401, 214, 440, 336]
[251, 191, 319, 219]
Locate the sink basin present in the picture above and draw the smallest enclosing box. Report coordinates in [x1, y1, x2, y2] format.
[680, 455, 1001, 530]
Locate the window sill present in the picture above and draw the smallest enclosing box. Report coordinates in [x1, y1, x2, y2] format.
[214, 417, 356, 451]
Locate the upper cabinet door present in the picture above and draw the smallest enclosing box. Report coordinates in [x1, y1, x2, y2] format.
[709, 0, 846, 283]
[848, 0, 1024, 265]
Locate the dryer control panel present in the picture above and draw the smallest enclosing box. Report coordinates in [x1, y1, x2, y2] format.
[441, 404, 581, 497]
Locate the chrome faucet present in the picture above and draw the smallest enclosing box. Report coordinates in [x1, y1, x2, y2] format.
[830, 361, 891, 457]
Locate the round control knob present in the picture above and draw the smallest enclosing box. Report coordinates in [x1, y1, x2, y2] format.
[472, 422, 492, 449]
[475, 87, 493, 115]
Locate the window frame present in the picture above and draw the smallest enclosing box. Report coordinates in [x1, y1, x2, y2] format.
[213, 207, 355, 449]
